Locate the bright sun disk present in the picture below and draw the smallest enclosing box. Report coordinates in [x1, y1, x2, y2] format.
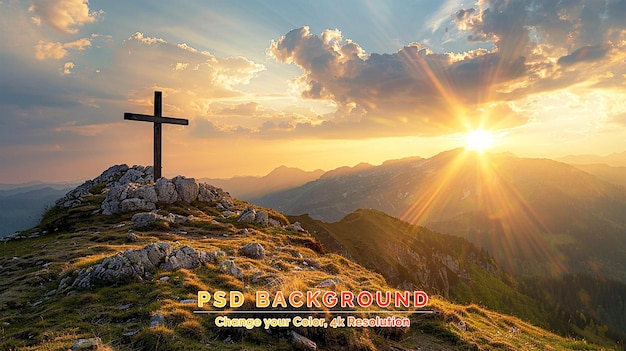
[465, 129, 495, 152]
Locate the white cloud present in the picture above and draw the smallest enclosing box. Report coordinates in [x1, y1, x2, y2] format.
[33, 37, 91, 60]
[34, 40, 67, 60]
[28, 0, 102, 34]
[62, 61, 74, 75]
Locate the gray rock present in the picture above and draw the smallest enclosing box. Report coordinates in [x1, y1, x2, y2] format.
[67, 242, 211, 289]
[131, 212, 166, 228]
[155, 178, 178, 203]
[316, 278, 336, 288]
[166, 213, 188, 224]
[239, 242, 266, 260]
[286, 221, 306, 232]
[117, 165, 153, 185]
[150, 313, 165, 328]
[238, 206, 256, 223]
[219, 260, 243, 279]
[71, 337, 102, 350]
[172, 176, 199, 202]
[197, 183, 220, 202]
[127, 232, 139, 242]
[120, 198, 157, 213]
[291, 331, 317, 351]
[255, 211, 269, 227]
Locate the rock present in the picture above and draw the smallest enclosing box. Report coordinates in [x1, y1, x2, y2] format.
[55, 164, 129, 208]
[150, 313, 165, 328]
[120, 198, 157, 213]
[172, 176, 199, 202]
[198, 183, 220, 202]
[303, 258, 320, 268]
[316, 278, 337, 288]
[67, 242, 213, 289]
[286, 221, 306, 232]
[118, 165, 153, 185]
[155, 178, 178, 203]
[239, 242, 266, 260]
[101, 185, 126, 215]
[179, 299, 197, 304]
[71, 337, 102, 350]
[159, 276, 170, 282]
[219, 260, 243, 279]
[222, 210, 236, 217]
[238, 206, 256, 223]
[291, 331, 317, 351]
[166, 213, 188, 224]
[127, 232, 139, 242]
[131, 212, 166, 228]
[268, 218, 281, 227]
[255, 211, 269, 227]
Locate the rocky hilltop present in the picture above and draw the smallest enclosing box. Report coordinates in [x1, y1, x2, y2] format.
[0, 165, 617, 350]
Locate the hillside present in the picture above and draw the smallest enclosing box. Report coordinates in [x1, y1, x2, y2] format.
[255, 149, 626, 282]
[570, 163, 626, 187]
[0, 165, 615, 350]
[290, 209, 626, 343]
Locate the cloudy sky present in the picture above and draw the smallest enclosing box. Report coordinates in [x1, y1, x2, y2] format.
[1, 0, 626, 182]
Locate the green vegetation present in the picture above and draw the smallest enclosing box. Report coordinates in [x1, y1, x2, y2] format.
[0, 192, 619, 350]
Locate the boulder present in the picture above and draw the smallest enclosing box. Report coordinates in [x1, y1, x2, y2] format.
[71, 337, 102, 350]
[219, 260, 243, 279]
[172, 176, 199, 202]
[131, 213, 167, 228]
[155, 178, 178, 203]
[198, 183, 220, 202]
[150, 313, 165, 328]
[286, 221, 306, 232]
[238, 206, 256, 223]
[255, 211, 269, 227]
[67, 242, 213, 289]
[291, 331, 317, 351]
[239, 242, 266, 260]
[120, 198, 156, 213]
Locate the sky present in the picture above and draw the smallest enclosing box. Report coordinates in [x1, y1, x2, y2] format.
[1, 0, 626, 183]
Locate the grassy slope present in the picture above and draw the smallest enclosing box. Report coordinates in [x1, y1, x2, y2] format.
[0, 195, 616, 350]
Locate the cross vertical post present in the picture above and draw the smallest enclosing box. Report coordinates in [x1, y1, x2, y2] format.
[154, 91, 163, 180]
[124, 91, 189, 181]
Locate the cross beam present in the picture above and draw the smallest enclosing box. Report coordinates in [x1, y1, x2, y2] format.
[124, 91, 189, 180]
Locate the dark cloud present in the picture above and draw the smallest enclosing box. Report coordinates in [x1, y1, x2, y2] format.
[557, 45, 609, 66]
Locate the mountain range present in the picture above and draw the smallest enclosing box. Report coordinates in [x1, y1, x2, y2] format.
[200, 166, 324, 200]
[254, 149, 626, 283]
[0, 183, 76, 237]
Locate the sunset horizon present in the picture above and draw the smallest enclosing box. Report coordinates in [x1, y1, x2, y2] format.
[2, 0, 626, 183]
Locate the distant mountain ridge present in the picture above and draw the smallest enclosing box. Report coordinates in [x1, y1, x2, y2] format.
[254, 149, 626, 282]
[200, 165, 324, 200]
[0, 184, 76, 237]
[557, 150, 626, 167]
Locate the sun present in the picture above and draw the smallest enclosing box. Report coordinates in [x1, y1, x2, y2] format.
[465, 129, 495, 153]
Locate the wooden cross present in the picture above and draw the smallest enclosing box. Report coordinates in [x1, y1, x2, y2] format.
[124, 91, 189, 180]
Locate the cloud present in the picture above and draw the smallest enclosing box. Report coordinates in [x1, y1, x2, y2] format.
[34, 37, 91, 60]
[263, 1, 626, 138]
[108, 33, 266, 119]
[28, 0, 102, 34]
[268, 26, 528, 136]
[62, 61, 74, 75]
[557, 45, 609, 66]
[34, 40, 67, 60]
